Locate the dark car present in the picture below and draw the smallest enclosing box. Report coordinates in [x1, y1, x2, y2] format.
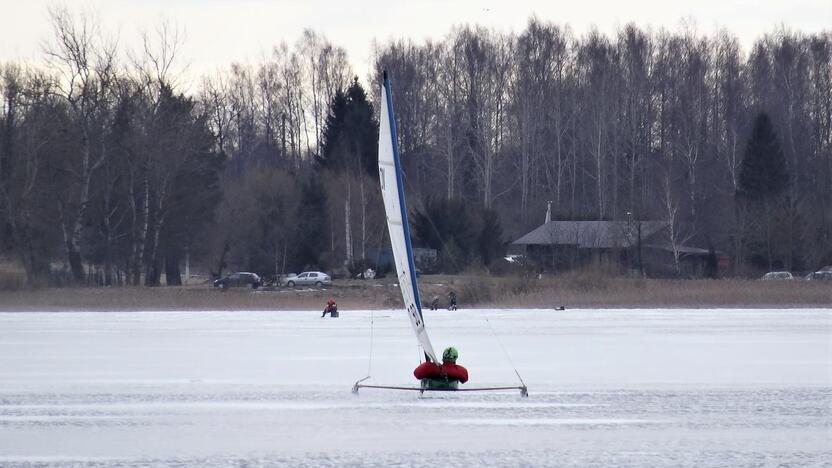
[805, 270, 832, 281]
[214, 272, 262, 289]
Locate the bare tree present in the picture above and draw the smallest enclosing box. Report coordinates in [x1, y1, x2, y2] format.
[453, 27, 513, 208]
[616, 24, 654, 218]
[577, 31, 619, 220]
[200, 73, 233, 155]
[297, 30, 351, 155]
[514, 19, 572, 218]
[0, 65, 63, 284]
[44, 6, 118, 282]
[660, 174, 695, 275]
[434, 41, 465, 200]
[806, 34, 832, 267]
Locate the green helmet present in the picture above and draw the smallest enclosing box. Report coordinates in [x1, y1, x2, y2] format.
[442, 346, 459, 362]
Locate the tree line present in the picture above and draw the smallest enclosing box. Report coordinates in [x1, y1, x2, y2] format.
[1, 9, 830, 286]
[373, 21, 831, 275]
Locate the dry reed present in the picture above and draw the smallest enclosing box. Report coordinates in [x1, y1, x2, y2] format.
[0, 275, 829, 311]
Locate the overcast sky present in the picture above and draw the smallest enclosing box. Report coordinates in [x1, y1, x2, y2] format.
[2, 0, 830, 84]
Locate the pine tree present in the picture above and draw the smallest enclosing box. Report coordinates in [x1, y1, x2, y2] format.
[293, 176, 329, 269]
[345, 79, 378, 177]
[317, 78, 378, 177]
[738, 113, 788, 200]
[316, 78, 378, 269]
[477, 208, 505, 267]
[737, 112, 789, 271]
[318, 90, 349, 171]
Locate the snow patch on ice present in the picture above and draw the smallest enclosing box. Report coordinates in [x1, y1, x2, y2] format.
[442, 417, 667, 426]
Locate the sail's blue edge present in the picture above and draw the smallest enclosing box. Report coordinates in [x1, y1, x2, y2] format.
[383, 74, 424, 320]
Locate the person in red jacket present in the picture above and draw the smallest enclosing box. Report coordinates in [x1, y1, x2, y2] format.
[321, 298, 338, 318]
[413, 346, 468, 390]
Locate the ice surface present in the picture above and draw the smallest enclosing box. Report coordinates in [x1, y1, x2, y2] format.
[0, 308, 830, 466]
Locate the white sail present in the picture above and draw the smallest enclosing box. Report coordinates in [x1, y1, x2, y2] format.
[378, 72, 438, 364]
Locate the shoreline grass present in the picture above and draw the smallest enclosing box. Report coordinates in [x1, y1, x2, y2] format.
[0, 275, 829, 311]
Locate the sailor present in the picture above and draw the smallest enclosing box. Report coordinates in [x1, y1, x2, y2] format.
[321, 298, 338, 318]
[413, 346, 468, 390]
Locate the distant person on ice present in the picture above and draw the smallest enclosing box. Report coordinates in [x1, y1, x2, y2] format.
[428, 295, 440, 310]
[321, 298, 338, 318]
[447, 290, 458, 310]
[413, 346, 468, 390]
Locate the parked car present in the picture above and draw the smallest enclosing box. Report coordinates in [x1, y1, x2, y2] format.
[214, 272, 262, 289]
[285, 271, 332, 288]
[761, 271, 794, 280]
[354, 268, 376, 279]
[805, 270, 832, 281]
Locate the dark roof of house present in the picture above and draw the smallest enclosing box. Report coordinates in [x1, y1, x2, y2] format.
[512, 220, 667, 248]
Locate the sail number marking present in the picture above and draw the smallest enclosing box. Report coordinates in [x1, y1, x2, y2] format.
[408, 303, 422, 328]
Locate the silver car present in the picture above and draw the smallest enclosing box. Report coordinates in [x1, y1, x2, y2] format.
[285, 271, 332, 288]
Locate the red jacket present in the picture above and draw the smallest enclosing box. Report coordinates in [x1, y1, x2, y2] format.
[413, 361, 469, 383]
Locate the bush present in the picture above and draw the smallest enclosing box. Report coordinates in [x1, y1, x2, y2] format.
[0, 273, 26, 290]
[504, 275, 544, 295]
[457, 278, 493, 305]
[347, 258, 377, 278]
[438, 241, 469, 274]
[0, 259, 28, 290]
[555, 266, 613, 292]
[416, 254, 439, 275]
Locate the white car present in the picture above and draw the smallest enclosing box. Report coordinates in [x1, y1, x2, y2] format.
[761, 271, 794, 280]
[285, 271, 332, 288]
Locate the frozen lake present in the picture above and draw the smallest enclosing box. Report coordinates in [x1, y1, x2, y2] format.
[1, 308, 830, 466]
